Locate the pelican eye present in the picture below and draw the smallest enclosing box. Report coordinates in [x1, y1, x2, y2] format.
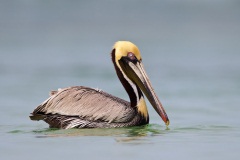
[127, 52, 137, 62]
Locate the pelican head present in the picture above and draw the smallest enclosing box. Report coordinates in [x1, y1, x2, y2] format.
[111, 41, 169, 126]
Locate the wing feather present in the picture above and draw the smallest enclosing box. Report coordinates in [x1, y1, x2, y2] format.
[32, 86, 136, 123]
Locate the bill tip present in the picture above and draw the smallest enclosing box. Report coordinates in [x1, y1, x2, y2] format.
[165, 120, 170, 126]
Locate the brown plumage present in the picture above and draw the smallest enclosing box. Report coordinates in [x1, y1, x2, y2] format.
[30, 86, 147, 129]
[30, 41, 169, 129]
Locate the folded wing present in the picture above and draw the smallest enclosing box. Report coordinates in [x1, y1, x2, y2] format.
[31, 86, 136, 123]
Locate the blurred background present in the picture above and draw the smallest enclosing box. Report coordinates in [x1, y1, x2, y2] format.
[0, 1, 240, 160]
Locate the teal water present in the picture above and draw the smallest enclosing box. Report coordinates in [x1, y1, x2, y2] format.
[1, 1, 240, 160]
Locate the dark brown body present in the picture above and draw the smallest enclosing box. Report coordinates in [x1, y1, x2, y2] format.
[30, 86, 148, 129]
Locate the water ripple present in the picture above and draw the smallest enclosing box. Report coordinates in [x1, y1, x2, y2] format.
[27, 124, 168, 138]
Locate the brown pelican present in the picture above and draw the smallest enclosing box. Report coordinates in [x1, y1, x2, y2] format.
[30, 41, 169, 129]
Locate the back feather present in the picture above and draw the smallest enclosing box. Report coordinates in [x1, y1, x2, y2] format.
[32, 86, 136, 123]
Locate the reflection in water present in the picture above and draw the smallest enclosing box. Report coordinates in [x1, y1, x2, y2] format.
[7, 124, 236, 144]
[32, 124, 169, 142]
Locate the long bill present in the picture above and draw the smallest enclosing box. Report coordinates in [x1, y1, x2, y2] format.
[119, 60, 170, 126]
